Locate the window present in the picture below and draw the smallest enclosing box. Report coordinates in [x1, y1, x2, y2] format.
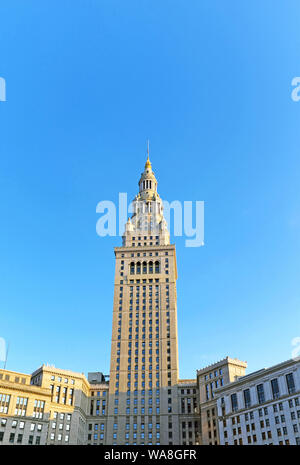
[231, 393, 238, 412]
[30, 423, 36, 431]
[155, 261, 160, 273]
[286, 373, 295, 394]
[243, 389, 251, 408]
[271, 378, 280, 399]
[15, 396, 28, 416]
[149, 262, 153, 273]
[257, 384, 265, 404]
[293, 424, 298, 433]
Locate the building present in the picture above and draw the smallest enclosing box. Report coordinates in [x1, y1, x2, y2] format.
[177, 379, 200, 445]
[30, 364, 91, 444]
[216, 358, 300, 445]
[0, 368, 51, 445]
[197, 357, 247, 444]
[0, 365, 111, 445]
[86, 373, 109, 445]
[106, 153, 181, 445]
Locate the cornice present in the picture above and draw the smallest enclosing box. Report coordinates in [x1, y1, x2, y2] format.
[215, 358, 300, 395]
[0, 380, 51, 397]
[114, 244, 176, 254]
[196, 357, 247, 375]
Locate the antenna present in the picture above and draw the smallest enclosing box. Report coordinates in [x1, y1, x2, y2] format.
[3, 342, 9, 370]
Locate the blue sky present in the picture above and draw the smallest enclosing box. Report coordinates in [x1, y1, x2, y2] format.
[0, 0, 300, 379]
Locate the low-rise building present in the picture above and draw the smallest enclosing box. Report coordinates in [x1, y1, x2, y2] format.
[216, 358, 300, 445]
[0, 365, 109, 445]
[197, 357, 247, 444]
[0, 368, 51, 444]
[177, 379, 199, 445]
[86, 373, 109, 445]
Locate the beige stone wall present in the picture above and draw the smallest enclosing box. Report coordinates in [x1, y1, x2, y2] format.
[197, 357, 247, 444]
[106, 242, 180, 445]
[0, 369, 51, 445]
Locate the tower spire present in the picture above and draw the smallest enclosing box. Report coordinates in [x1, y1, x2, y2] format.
[145, 139, 151, 169]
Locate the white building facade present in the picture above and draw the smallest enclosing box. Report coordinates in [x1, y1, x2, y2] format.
[216, 358, 300, 445]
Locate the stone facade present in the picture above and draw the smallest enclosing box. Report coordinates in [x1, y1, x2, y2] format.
[106, 155, 180, 445]
[196, 357, 247, 444]
[178, 380, 200, 445]
[216, 358, 300, 445]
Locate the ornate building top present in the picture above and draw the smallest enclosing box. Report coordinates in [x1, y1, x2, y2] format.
[123, 148, 170, 246]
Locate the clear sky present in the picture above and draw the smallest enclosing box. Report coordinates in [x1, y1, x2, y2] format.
[0, 0, 300, 379]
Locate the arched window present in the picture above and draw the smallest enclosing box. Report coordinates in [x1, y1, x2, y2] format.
[155, 261, 160, 273]
[130, 262, 135, 275]
[149, 261, 153, 274]
[136, 262, 141, 274]
[142, 261, 147, 274]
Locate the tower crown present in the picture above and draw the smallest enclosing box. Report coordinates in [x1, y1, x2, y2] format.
[138, 151, 158, 197]
[122, 145, 170, 246]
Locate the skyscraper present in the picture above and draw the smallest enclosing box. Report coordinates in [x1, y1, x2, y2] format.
[106, 152, 180, 445]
